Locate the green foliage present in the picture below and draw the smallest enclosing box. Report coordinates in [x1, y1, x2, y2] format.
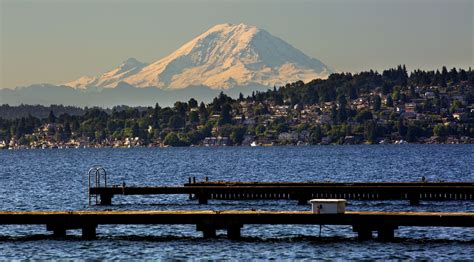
[230, 126, 247, 145]
[310, 125, 323, 144]
[189, 111, 199, 124]
[188, 98, 198, 108]
[386, 95, 394, 107]
[433, 124, 448, 137]
[364, 121, 377, 144]
[163, 132, 189, 147]
[355, 110, 373, 123]
[168, 115, 185, 129]
[218, 103, 232, 126]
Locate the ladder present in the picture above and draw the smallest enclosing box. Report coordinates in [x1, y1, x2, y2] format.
[87, 165, 107, 205]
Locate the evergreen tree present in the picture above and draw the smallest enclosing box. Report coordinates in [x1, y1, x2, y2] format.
[219, 103, 232, 126]
[132, 122, 140, 137]
[163, 132, 183, 147]
[48, 110, 56, 123]
[337, 95, 348, 122]
[55, 126, 64, 142]
[386, 95, 394, 107]
[373, 95, 381, 111]
[188, 98, 198, 108]
[397, 119, 407, 136]
[310, 125, 322, 144]
[189, 111, 199, 124]
[64, 122, 72, 140]
[230, 126, 246, 145]
[449, 67, 459, 84]
[199, 102, 206, 113]
[274, 94, 284, 105]
[364, 120, 377, 144]
[349, 85, 358, 99]
[441, 66, 448, 87]
[331, 105, 338, 123]
[238, 93, 244, 102]
[15, 118, 26, 138]
[168, 115, 185, 129]
[174, 101, 187, 116]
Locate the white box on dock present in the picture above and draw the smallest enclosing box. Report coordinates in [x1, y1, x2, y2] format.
[309, 199, 346, 214]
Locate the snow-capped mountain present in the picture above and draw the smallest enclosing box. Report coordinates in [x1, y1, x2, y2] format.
[65, 23, 332, 90]
[65, 58, 148, 89]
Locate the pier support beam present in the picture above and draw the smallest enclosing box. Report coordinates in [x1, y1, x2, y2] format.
[202, 228, 216, 238]
[353, 226, 373, 241]
[100, 194, 113, 205]
[377, 227, 395, 241]
[409, 194, 420, 205]
[409, 198, 420, 205]
[227, 226, 242, 240]
[47, 224, 67, 237]
[197, 194, 208, 205]
[196, 224, 216, 238]
[82, 226, 97, 240]
[53, 228, 66, 237]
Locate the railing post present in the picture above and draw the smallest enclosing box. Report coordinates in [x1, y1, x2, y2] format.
[88, 173, 91, 206]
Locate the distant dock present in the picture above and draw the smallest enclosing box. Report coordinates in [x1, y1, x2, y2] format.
[0, 210, 472, 241]
[89, 179, 474, 205]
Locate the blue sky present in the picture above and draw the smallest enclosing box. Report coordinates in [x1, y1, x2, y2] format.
[1, 0, 472, 88]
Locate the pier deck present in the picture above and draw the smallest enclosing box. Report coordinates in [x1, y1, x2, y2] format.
[0, 210, 472, 241]
[89, 182, 474, 205]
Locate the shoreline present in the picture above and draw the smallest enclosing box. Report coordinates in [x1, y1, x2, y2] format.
[2, 142, 473, 151]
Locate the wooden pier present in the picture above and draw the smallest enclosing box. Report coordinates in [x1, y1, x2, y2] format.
[0, 210, 472, 241]
[89, 181, 474, 205]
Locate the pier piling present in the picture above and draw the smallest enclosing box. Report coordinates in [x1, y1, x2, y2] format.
[353, 226, 373, 240]
[82, 226, 97, 239]
[377, 227, 395, 241]
[100, 194, 113, 205]
[227, 226, 241, 240]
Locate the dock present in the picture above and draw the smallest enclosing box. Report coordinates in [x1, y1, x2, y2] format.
[89, 181, 474, 205]
[0, 210, 472, 241]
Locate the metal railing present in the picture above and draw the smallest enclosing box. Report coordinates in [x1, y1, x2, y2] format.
[87, 166, 107, 205]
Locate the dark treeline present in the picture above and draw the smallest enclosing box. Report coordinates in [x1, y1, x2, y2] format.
[1, 65, 473, 148]
[268, 65, 473, 105]
[0, 104, 85, 120]
[0, 104, 153, 120]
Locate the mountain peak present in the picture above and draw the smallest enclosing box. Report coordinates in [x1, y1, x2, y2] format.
[208, 23, 257, 31]
[122, 57, 143, 66]
[65, 23, 332, 90]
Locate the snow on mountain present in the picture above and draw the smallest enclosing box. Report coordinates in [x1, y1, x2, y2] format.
[65, 58, 148, 89]
[65, 23, 332, 90]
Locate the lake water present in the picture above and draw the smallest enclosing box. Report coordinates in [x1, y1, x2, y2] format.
[1, 145, 473, 259]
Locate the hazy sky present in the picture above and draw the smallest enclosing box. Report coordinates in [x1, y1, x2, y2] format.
[1, 0, 472, 88]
